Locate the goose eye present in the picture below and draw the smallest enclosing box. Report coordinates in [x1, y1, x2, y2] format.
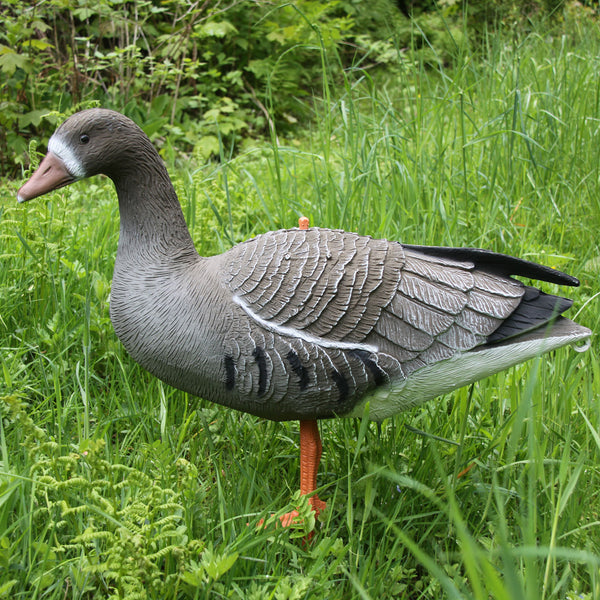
[79, 134, 90, 144]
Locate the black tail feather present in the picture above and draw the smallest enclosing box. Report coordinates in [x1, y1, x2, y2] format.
[403, 245, 580, 287]
[487, 287, 574, 344]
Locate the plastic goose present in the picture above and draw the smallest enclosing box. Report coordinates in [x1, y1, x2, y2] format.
[18, 109, 591, 527]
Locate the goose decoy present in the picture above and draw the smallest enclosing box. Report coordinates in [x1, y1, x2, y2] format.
[18, 109, 592, 527]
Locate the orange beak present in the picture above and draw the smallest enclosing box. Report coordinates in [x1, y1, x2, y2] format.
[17, 152, 76, 203]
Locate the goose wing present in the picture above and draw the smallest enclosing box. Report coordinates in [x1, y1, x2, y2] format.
[221, 228, 540, 368]
[223, 228, 404, 338]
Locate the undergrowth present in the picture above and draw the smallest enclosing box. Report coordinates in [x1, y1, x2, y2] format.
[1, 7, 600, 600]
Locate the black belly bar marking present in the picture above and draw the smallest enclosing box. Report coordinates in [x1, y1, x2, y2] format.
[253, 346, 268, 397]
[224, 355, 235, 390]
[286, 350, 309, 390]
[350, 349, 388, 386]
[331, 368, 350, 404]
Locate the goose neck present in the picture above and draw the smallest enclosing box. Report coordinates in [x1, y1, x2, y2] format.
[114, 169, 197, 262]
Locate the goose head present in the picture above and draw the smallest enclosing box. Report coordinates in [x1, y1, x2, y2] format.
[17, 109, 157, 203]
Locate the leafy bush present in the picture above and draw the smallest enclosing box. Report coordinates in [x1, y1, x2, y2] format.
[0, 0, 395, 176]
[3, 0, 586, 177]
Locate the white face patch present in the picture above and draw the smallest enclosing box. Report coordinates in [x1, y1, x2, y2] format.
[48, 134, 86, 179]
[233, 294, 379, 354]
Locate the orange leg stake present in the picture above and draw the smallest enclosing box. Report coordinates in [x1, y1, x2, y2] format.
[259, 217, 326, 532]
[279, 419, 327, 527]
[278, 217, 326, 529]
[257, 217, 326, 532]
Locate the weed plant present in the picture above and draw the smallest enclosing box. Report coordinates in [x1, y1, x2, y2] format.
[1, 13, 600, 600]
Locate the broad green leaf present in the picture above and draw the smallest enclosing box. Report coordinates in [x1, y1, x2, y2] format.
[0, 49, 29, 74]
[197, 20, 237, 38]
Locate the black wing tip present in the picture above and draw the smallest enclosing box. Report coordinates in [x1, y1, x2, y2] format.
[403, 244, 580, 287]
[563, 273, 580, 287]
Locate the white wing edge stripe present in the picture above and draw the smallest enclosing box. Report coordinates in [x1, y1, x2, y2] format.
[233, 295, 379, 354]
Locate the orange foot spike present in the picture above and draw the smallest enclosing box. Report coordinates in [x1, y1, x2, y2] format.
[259, 216, 326, 535]
[256, 419, 326, 532]
[278, 419, 326, 527]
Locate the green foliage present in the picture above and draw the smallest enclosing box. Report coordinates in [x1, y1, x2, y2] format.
[0, 0, 396, 176]
[1, 396, 208, 599]
[463, 0, 566, 27]
[2, 5, 600, 600]
[3, 0, 584, 177]
[396, 0, 566, 19]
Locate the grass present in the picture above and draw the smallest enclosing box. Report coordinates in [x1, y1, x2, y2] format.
[1, 13, 600, 600]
